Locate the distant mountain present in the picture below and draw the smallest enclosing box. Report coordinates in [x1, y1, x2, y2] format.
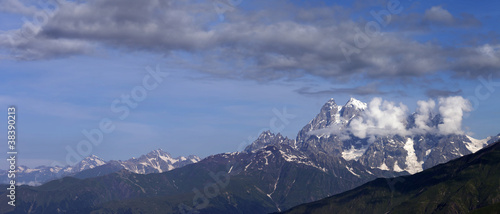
[0, 155, 107, 186]
[243, 130, 296, 153]
[73, 149, 201, 179]
[118, 149, 201, 174]
[280, 141, 500, 214]
[0, 150, 200, 185]
[73, 155, 107, 172]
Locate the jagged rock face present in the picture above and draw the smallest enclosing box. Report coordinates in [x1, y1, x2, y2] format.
[366, 133, 489, 174]
[356, 132, 487, 174]
[296, 98, 367, 151]
[357, 135, 474, 174]
[296, 98, 368, 157]
[358, 135, 409, 172]
[296, 99, 340, 145]
[304, 98, 341, 130]
[417, 134, 474, 169]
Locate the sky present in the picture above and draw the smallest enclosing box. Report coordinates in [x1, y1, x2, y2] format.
[0, 0, 499, 169]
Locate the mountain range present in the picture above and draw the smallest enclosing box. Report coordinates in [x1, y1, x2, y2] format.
[0, 97, 498, 213]
[0, 149, 200, 186]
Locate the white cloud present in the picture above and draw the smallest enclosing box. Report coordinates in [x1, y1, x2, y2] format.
[424, 6, 454, 25]
[437, 96, 472, 135]
[349, 97, 409, 140]
[346, 96, 471, 139]
[412, 99, 436, 134]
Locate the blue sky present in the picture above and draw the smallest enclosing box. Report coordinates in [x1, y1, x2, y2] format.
[0, 0, 499, 168]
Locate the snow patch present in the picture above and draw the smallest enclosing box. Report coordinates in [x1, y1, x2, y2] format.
[279, 151, 327, 172]
[450, 147, 462, 156]
[345, 166, 360, 177]
[346, 98, 367, 110]
[244, 162, 252, 171]
[341, 145, 368, 161]
[159, 155, 177, 164]
[393, 161, 403, 172]
[94, 158, 106, 166]
[403, 138, 423, 174]
[25, 168, 41, 173]
[335, 106, 343, 124]
[378, 162, 389, 171]
[465, 136, 488, 153]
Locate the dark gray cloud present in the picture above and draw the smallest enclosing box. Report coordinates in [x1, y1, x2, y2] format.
[449, 44, 500, 77]
[426, 89, 463, 98]
[295, 84, 387, 96]
[0, 0, 499, 81]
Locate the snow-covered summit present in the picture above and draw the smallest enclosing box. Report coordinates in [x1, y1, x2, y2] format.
[324, 98, 337, 109]
[300, 98, 367, 134]
[74, 155, 107, 171]
[344, 97, 367, 110]
[117, 149, 201, 174]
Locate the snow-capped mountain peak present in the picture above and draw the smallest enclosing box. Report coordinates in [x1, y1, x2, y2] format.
[305, 98, 368, 132]
[344, 97, 367, 110]
[118, 149, 201, 174]
[324, 98, 337, 109]
[146, 149, 172, 158]
[339, 98, 366, 121]
[74, 155, 107, 171]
